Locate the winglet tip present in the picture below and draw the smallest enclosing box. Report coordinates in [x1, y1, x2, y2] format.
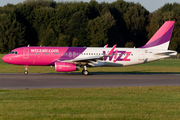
[108, 44, 117, 56]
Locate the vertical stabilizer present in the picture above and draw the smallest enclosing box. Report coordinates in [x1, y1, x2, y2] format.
[141, 21, 175, 50]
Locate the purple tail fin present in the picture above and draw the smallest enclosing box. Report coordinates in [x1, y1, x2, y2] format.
[141, 21, 175, 49]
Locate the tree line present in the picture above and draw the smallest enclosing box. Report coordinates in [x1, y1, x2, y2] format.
[0, 0, 180, 53]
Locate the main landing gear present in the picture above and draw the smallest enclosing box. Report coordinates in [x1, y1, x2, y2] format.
[82, 66, 89, 75]
[24, 65, 28, 75]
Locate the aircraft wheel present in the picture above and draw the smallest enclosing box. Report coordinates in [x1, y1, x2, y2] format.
[24, 71, 28, 75]
[82, 70, 89, 75]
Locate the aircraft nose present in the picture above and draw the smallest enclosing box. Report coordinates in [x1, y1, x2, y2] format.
[2, 55, 10, 63]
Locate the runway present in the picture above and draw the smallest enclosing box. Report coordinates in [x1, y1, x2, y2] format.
[0, 73, 180, 89]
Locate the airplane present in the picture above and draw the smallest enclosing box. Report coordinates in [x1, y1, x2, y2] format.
[2, 21, 177, 75]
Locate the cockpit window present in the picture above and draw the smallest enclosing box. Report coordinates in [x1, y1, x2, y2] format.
[10, 51, 18, 54]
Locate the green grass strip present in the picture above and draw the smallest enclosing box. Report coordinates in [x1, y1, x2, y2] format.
[0, 86, 180, 119]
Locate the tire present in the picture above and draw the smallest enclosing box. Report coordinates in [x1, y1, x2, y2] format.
[24, 71, 28, 75]
[82, 70, 89, 75]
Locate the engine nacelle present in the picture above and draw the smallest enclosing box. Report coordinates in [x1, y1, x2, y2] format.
[55, 62, 79, 72]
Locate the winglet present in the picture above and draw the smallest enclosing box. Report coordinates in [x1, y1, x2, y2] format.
[104, 44, 108, 48]
[108, 44, 117, 56]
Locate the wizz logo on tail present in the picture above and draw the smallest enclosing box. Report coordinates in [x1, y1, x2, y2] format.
[103, 51, 131, 62]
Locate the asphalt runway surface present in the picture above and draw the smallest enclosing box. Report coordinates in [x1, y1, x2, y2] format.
[0, 73, 180, 89]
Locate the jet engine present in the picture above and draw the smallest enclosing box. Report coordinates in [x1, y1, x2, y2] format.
[55, 62, 80, 72]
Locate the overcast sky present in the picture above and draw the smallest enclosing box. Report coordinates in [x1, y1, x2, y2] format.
[0, 0, 179, 12]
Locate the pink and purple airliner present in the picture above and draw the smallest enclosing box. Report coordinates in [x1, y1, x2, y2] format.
[2, 21, 177, 75]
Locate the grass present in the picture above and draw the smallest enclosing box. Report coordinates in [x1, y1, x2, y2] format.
[1, 54, 180, 73]
[0, 86, 180, 119]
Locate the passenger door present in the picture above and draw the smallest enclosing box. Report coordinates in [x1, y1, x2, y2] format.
[23, 48, 29, 59]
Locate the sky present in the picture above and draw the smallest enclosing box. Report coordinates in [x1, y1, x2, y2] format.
[0, 0, 179, 12]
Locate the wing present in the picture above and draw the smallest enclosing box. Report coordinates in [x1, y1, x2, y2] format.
[64, 44, 117, 66]
[104, 44, 108, 48]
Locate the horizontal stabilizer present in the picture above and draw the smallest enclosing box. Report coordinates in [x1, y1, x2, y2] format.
[154, 50, 177, 56]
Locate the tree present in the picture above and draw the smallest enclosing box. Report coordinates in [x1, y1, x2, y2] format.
[0, 13, 26, 53]
[57, 33, 69, 46]
[147, 3, 180, 52]
[87, 15, 110, 47]
[122, 3, 149, 47]
[66, 11, 89, 46]
[38, 27, 57, 46]
[15, 3, 38, 46]
[86, 0, 101, 20]
[101, 7, 125, 47]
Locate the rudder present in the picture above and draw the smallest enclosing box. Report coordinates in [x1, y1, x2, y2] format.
[141, 21, 175, 50]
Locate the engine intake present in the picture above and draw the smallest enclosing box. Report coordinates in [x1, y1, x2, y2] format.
[55, 62, 79, 72]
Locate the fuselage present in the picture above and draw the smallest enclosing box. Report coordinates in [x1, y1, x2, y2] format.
[2, 46, 177, 67]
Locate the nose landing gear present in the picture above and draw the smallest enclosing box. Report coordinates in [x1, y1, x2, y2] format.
[24, 65, 28, 75]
